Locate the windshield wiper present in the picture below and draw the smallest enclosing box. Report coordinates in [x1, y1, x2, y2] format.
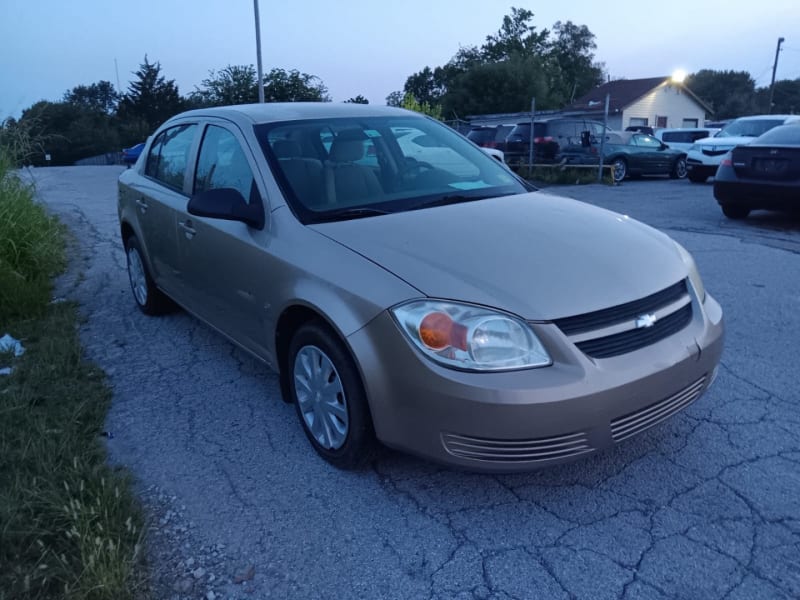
[311, 206, 392, 223]
[409, 192, 514, 211]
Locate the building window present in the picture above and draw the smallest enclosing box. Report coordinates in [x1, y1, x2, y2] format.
[682, 118, 699, 128]
[629, 117, 648, 127]
[656, 116, 668, 128]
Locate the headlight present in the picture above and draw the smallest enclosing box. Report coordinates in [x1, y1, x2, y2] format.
[674, 242, 706, 302]
[391, 300, 551, 371]
[688, 144, 699, 153]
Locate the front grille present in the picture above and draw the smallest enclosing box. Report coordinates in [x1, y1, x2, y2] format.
[442, 431, 593, 463]
[611, 376, 707, 442]
[554, 280, 687, 335]
[575, 303, 692, 358]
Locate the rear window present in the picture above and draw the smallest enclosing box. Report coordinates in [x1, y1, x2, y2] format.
[662, 130, 715, 143]
[754, 124, 800, 145]
[467, 128, 495, 144]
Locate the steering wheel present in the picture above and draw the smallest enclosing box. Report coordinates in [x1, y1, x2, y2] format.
[403, 157, 435, 176]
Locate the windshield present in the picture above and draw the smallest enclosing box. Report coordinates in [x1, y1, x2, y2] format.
[716, 119, 785, 138]
[255, 116, 528, 223]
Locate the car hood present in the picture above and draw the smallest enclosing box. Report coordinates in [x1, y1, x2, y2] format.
[694, 135, 755, 147]
[311, 192, 687, 320]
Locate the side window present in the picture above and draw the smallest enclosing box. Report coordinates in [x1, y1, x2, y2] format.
[636, 135, 662, 148]
[148, 124, 197, 191]
[144, 132, 165, 178]
[194, 125, 255, 202]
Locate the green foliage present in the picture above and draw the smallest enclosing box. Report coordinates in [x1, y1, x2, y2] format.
[385, 90, 404, 107]
[344, 95, 369, 104]
[117, 56, 184, 138]
[190, 64, 259, 107]
[400, 7, 604, 117]
[755, 78, 800, 114]
[63, 81, 119, 115]
[686, 70, 757, 119]
[400, 93, 442, 120]
[0, 302, 145, 599]
[0, 147, 64, 322]
[263, 68, 330, 102]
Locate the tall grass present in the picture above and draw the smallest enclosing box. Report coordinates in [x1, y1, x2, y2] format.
[0, 145, 65, 323]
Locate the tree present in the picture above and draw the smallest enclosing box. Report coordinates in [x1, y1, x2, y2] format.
[686, 70, 757, 119]
[545, 21, 604, 105]
[262, 68, 330, 102]
[345, 95, 369, 104]
[385, 91, 404, 107]
[63, 81, 119, 114]
[190, 65, 258, 107]
[400, 93, 442, 120]
[117, 56, 184, 138]
[755, 78, 800, 114]
[481, 7, 549, 62]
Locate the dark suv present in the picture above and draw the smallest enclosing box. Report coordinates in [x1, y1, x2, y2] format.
[504, 118, 609, 165]
[466, 125, 514, 152]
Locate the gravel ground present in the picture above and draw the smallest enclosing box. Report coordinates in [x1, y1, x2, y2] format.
[33, 167, 800, 600]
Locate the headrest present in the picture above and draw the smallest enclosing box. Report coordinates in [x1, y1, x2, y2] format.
[329, 129, 367, 162]
[272, 139, 302, 159]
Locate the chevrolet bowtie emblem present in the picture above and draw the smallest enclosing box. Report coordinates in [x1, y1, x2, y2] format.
[636, 313, 657, 329]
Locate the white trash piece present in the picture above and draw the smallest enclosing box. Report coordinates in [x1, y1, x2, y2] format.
[0, 333, 25, 357]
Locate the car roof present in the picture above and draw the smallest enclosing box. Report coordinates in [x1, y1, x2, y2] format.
[733, 114, 800, 122]
[166, 102, 415, 127]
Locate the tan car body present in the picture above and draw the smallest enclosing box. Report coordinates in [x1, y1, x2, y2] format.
[119, 103, 723, 471]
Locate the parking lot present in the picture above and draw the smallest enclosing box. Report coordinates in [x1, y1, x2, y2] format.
[34, 167, 800, 600]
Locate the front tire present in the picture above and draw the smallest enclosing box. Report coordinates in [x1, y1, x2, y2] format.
[671, 157, 688, 179]
[288, 321, 377, 469]
[124, 235, 174, 315]
[721, 204, 750, 219]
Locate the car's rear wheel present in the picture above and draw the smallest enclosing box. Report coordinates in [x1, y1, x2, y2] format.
[721, 204, 750, 220]
[671, 157, 688, 179]
[288, 321, 377, 469]
[125, 235, 174, 315]
[612, 158, 627, 182]
[688, 171, 707, 183]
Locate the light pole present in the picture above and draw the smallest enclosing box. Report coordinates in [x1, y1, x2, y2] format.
[768, 37, 785, 114]
[254, 0, 264, 103]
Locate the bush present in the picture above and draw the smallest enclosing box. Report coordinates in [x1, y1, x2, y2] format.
[0, 148, 65, 322]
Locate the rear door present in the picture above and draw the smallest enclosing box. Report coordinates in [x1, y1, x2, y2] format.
[132, 123, 199, 298]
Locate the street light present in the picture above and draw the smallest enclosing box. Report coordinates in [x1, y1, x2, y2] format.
[671, 69, 687, 84]
[254, 0, 264, 103]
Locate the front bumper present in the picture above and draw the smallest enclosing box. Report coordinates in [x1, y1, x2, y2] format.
[348, 293, 724, 472]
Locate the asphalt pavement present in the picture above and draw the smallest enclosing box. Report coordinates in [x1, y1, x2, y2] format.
[32, 167, 800, 600]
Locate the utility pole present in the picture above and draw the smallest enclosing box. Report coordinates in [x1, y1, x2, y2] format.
[527, 97, 536, 171]
[768, 37, 785, 114]
[254, 0, 265, 103]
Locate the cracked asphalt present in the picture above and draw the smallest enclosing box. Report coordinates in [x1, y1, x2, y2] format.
[32, 166, 800, 599]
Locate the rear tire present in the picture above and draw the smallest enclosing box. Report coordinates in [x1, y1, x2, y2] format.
[124, 235, 174, 315]
[721, 204, 750, 220]
[287, 321, 377, 469]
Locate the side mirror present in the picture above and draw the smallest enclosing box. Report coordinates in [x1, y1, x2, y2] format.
[188, 187, 265, 230]
[580, 130, 592, 147]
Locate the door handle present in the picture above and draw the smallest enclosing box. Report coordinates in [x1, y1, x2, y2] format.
[178, 219, 197, 238]
[135, 197, 148, 212]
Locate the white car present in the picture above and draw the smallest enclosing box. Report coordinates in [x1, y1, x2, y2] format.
[654, 127, 720, 154]
[685, 115, 800, 183]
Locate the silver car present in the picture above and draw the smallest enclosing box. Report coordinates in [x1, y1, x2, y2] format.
[118, 103, 724, 471]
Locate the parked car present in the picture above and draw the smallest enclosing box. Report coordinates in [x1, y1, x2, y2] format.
[121, 142, 145, 166]
[654, 128, 721, 153]
[560, 132, 688, 182]
[685, 115, 800, 183]
[713, 123, 800, 219]
[466, 124, 514, 152]
[118, 103, 723, 472]
[625, 125, 655, 136]
[504, 118, 610, 165]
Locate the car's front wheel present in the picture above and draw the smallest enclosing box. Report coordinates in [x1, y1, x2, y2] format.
[671, 157, 688, 179]
[288, 321, 377, 469]
[612, 158, 627, 182]
[721, 204, 750, 220]
[124, 235, 174, 315]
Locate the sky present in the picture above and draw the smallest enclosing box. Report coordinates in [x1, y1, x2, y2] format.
[2, 0, 799, 118]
